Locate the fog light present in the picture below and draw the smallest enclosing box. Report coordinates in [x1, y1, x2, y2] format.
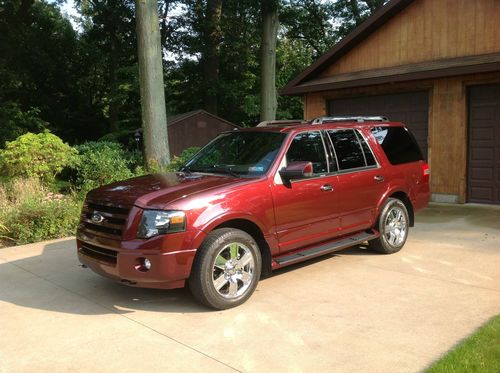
[135, 257, 152, 272]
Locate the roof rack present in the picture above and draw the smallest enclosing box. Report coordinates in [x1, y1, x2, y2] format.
[310, 116, 388, 125]
[256, 119, 307, 127]
[256, 116, 388, 127]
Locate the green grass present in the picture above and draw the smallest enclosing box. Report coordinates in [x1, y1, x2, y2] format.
[426, 315, 500, 373]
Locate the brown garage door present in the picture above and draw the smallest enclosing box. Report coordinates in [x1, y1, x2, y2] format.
[468, 84, 500, 205]
[328, 91, 429, 159]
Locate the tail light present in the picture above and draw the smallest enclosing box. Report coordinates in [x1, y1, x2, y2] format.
[422, 162, 430, 183]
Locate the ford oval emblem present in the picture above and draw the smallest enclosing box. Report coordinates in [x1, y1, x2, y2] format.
[90, 211, 105, 223]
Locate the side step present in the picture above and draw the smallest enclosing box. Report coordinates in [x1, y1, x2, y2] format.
[273, 231, 378, 268]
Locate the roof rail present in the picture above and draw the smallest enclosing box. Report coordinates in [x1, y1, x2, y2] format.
[310, 116, 388, 125]
[256, 119, 307, 127]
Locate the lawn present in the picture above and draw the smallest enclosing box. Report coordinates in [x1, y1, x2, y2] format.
[426, 315, 500, 373]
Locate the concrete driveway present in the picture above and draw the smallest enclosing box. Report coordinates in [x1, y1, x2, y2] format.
[1, 203, 499, 372]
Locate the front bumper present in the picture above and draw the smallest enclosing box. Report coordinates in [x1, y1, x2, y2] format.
[76, 229, 205, 289]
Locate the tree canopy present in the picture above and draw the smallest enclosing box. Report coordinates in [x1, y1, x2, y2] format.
[0, 0, 387, 147]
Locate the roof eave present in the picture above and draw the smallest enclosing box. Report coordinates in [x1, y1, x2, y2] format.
[283, 58, 500, 95]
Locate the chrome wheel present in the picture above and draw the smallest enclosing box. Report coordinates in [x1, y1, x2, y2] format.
[383, 206, 408, 247]
[212, 242, 255, 299]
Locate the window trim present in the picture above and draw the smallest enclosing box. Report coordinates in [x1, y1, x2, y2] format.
[284, 129, 331, 176]
[274, 130, 334, 185]
[274, 128, 382, 185]
[354, 129, 379, 168]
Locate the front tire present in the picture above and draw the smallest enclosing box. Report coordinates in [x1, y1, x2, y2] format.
[370, 198, 409, 254]
[188, 228, 262, 310]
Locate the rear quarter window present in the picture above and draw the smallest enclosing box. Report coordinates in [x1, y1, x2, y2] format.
[371, 126, 424, 165]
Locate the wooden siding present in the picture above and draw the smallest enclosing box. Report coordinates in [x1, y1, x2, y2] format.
[429, 78, 467, 202]
[321, 0, 500, 77]
[304, 72, 500, 201]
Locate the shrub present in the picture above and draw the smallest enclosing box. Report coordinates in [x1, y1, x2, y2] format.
[73, 141, 134, 191]
[165, 147, 201, 172]
[0, 178, 82, 246]
[0, 131, 77, 183]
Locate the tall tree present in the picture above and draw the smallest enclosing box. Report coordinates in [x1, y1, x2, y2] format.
[135, 0, 170, 166]
[202, 0, 223, 114]
[76, 0, 140, 138]
[260, 0, 279, 121]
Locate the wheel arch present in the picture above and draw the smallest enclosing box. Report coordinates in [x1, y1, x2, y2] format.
[214, 219, 273, 278]
[387, 191, 414, 227]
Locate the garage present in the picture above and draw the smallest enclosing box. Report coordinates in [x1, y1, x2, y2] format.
[282, 0, 500, 204]
[468, 84, 500, 204]
[327, 91, 429, 159]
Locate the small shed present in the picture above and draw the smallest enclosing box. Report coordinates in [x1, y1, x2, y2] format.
[166, 110, 240, 156]
[138, 110, 240, 156]
[281, 0, 500, 205]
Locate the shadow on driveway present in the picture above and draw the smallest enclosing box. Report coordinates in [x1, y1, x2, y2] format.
[0, 238, 376, 316]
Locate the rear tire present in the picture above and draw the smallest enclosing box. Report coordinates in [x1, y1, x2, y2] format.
[188, 228, 262, 310]
[370, 198, 409, 254]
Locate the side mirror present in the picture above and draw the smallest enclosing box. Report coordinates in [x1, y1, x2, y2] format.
[279, 161, 313, 183]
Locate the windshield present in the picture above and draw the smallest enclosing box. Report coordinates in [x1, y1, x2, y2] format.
[183, 131, 286, 177]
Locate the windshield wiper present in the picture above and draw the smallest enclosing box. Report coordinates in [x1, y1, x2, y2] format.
[179, 165, 192, 173]
[206, 165, 240, 178]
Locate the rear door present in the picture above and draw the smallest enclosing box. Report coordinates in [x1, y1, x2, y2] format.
[272, 131, 339, 253]
[327, 129, 386, 233]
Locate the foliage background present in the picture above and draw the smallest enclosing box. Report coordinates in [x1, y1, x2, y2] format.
[0, 0, 386, 246]
[0, 0, 385, 147]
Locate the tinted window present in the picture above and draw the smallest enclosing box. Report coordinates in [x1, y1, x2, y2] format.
[286, 131, 328, 174]
[328, 130, 365, 170]
[185, 131, 286, 176]
[371, 126, 424, 165]
[355, 130, 376, 166]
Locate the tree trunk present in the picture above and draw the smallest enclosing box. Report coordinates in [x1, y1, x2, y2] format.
[260, 0, 279, 122]
[135, 0, 170, 167]
[203, 0, 223, 115]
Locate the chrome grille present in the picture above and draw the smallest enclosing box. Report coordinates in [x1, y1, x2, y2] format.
[79, 201, 131, 239]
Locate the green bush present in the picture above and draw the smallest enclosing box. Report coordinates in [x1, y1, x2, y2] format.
[73, 141, 134, 191]
[165, 147, 201, 172]
[0, 178, 82, 246]
[0, 131, 77, 183]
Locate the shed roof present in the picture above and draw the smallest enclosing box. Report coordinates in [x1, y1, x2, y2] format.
[167, 109, 240, 128]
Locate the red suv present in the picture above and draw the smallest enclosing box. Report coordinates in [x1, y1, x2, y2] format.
[77, 117, 430, 309]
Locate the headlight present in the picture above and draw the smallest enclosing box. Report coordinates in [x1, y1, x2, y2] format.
[137, 210, 186, 239]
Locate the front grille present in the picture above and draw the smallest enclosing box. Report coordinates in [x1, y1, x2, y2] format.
[79, 242, 117, 265]
[79, 201, 131, 239]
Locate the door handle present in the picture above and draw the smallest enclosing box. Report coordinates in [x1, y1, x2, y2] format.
[374, 175, 385, 182]
[320, 184, 334, 191]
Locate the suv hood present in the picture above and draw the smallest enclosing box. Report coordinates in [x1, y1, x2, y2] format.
[86, 173, 243, 209]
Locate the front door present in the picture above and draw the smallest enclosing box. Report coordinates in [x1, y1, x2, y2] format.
[272, 131, 339, 253]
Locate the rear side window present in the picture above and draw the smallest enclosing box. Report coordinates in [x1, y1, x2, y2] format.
[328, 129, 376, 170]
[371, 126, 424, 165]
